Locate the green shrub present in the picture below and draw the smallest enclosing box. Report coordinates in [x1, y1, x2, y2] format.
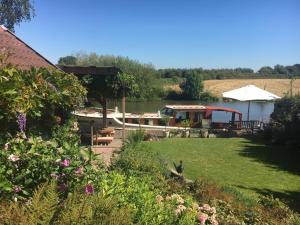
[266, 95, 300, 148]
[112, 143, 169, 190]
[0, 66, 86, 135]
[123, 129, 145, 149]
[0, 120, 103, 201]
[0, 182, 133, 225]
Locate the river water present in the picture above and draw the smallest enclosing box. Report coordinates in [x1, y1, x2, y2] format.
[110, 100, 274, 123]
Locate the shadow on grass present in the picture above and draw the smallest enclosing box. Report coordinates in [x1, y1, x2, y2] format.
[238, 137, 300, 176]
[236, 185, 300, 213]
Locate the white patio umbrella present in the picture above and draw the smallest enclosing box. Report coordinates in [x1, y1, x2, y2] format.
[222, 85, 281, 121]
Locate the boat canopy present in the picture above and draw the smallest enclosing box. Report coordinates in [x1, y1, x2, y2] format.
[164, 105, 241, 114]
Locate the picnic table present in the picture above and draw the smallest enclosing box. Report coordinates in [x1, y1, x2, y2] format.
[93, 128, 115, 145]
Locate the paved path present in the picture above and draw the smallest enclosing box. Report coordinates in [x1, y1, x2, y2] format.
[92, 138, 123, 166]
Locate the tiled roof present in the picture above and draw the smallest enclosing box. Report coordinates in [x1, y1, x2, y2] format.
[0, 25, 56, 70]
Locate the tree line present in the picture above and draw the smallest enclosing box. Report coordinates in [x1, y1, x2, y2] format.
[158, 64, 300, 80]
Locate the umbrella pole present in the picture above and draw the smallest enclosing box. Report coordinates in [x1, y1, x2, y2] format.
[247, 100, 250, 121]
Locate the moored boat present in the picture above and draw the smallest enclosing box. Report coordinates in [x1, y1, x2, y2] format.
[73, 104, 243, 133]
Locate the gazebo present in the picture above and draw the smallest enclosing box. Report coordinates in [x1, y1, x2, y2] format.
[59, 65, 127, 142]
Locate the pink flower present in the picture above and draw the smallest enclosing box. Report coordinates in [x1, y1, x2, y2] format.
[50, 173, 59, 180]
[58, 183, 68, 192]
[60, 159, 70, 167]
[198, 213, 208, 224]
[14, 186, 21, 193]
[75, 167, 83, 176]
[85, 184, 94, 194]
[156, 195, 164, 204]
[8, 154, 20, 162]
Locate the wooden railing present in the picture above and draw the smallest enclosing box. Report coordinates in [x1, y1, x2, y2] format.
[232, 120, 264, 130]
[211, 120, 264, 130]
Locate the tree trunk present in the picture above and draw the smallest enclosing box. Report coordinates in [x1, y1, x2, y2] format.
[99, 97, 107, 129]
[122, 94, 125, 143]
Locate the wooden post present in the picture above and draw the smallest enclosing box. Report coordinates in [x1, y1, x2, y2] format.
[102, 98, 107, 129]
[122, 90, 125, 143]
[231, 112, 235, 128]
[90, 120, 94, 146]
[247, 101, 250, 122]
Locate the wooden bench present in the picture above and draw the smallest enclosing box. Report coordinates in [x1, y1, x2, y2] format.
[98, 128, 115, 137]
[93, 136, 114, 145]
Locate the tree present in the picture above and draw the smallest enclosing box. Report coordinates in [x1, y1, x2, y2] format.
[58, 56, 78, 65]
[273, 64, 288, 75]
[82, 72, 137, 128]
[258, 66, 273, 75]
[269, 96, 300, 148]
[180, 72, 203, 100]
[0, 0, 35, 32]
[74, 53, 160, 99]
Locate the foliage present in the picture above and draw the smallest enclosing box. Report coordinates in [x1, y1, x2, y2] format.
[0, 0, 35, 32]
[0, 0, 35, 31]
[180, 72, 203, 100]
[1, 133, 300, 224]
[108, 72, 139, 98]
[112, 144, 169, 190]
[265, 95, 300, 147]
[0, 182, 133, 225]
[57, 55, 77, 65]
[82, 71, 138, 127]
[0, 120, 103, 201]
[122, 129, 146, 149]
[0, 66, 86, 134]
[73, 52, 163, 100]
[0, 182, 59, 225]
[159, 64, 300, 81]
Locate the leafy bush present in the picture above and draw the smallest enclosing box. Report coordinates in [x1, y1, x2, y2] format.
[112, 143, 169, 190]
[263, 96, 300, 149]
[122, 129, 146, 149]
[0, 120, 102, 201]
[190, 177, 300, 225]
[0, 66, 86, 135]
[0, 182, 133, 225]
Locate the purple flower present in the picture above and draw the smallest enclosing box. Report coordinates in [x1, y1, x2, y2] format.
[14, 186, 22, 193]
[60, 159, 70, 167]
[85, 184, 94, 194]
[17, 112, 26, 133]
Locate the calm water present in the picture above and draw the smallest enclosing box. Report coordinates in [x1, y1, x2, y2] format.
[109, 100, 274, 123]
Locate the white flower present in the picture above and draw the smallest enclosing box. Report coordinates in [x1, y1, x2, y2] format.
[4, 142, 10, 151]
[8, 154, 20, 162]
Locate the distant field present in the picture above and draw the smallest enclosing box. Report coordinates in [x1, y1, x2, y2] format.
[204, 79, 300, 97]
[164, 79, 300, 98]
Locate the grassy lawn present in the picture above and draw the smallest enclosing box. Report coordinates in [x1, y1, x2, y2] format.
[143, 138, 300, 211]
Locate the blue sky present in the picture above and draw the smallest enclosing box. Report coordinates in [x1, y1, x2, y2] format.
[15, 0, 300, 70]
